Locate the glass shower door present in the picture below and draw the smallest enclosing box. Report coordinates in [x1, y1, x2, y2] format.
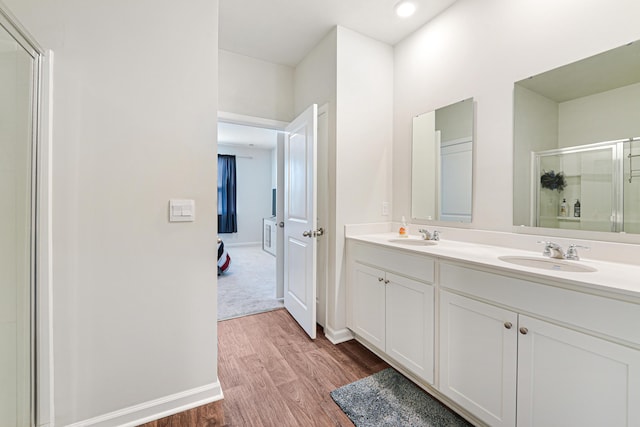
[0, 19, 36, 427]
[535, 143, 618, 232]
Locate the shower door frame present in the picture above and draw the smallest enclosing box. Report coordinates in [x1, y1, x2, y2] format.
[532, 139, 626, 232]
[0, 3, 53, 426]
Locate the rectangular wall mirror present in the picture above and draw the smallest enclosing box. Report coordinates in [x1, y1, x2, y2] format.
[411, 98, 474, 223]
[513, 41, 640, 234]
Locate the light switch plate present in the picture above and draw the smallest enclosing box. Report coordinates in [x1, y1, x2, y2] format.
[169, 199, 195, 222]
[382, 202, 389, 216]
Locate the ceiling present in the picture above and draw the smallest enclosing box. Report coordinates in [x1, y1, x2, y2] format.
[218, 0, 459, 67]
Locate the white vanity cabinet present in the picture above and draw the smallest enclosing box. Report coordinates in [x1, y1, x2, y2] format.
[439, 290, 517, 427]
[347, 241, 435, 384]
[516, 314, 640, 427]
[439, 262, 640, 427]
[350, 263, 386, 350]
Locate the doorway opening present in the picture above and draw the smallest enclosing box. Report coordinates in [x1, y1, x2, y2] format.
[216, 119, 284, 320]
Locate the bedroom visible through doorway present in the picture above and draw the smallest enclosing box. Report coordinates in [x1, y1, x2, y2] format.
[217, 121, 283, 320]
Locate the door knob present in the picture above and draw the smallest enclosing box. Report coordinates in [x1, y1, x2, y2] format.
[302, 230, 312, 237]
[278, 222, 284, 228]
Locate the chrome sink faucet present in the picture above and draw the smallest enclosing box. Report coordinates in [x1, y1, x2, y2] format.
[418, 229, 440, 241]
[538, 241, 589, 260]
[565, 244, 589, 261]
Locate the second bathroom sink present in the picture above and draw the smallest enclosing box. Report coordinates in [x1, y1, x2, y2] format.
[498, 256, 597, 273]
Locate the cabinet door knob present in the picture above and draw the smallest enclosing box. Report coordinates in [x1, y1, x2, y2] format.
[504, 322, 512, 329]
[519, 327, 529, 335]
[378, 277, 384, 282]
[384, 279, 390, 284]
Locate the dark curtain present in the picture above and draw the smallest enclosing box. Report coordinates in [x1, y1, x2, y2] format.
[218, 154, 237, 233]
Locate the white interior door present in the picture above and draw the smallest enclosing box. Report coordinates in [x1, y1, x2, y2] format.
[284, 104, 318, 339]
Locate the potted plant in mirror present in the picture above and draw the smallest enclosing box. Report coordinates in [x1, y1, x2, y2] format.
[540, 170, 566, 192]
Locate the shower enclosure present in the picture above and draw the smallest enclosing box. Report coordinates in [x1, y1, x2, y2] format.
[533, 137, 640, 233]
[0, 7, 42, 427]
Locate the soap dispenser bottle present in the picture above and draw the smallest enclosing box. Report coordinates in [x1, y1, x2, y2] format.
[574, 199, 581, 217]
[399, 216, 408, 237]
[559, 198, 567, 217]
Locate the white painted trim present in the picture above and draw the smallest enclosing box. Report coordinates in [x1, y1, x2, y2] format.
[65, 382, 224, 427]
[218, 111, 288, 130]
[323, 326, 354, 344]
[224, 241, 262, 247]
[37, 50, 55, 427]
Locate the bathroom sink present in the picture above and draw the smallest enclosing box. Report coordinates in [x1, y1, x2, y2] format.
[498, 256, 597, 273]
[388, 238, 437, 246]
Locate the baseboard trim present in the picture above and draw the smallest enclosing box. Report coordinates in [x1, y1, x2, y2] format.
[323, 326, 354, 344]
[65, 381, 224, 427]
[224, 241, 261, 247]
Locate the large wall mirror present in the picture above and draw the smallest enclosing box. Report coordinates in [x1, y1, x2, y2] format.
[412, 98, 474, 223]
[513, 40, 640, 234]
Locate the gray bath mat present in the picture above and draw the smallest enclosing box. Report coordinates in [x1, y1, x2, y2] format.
[330, 368, 472, 427]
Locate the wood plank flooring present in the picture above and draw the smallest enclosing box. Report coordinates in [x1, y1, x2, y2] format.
[139, 308, 389, 426]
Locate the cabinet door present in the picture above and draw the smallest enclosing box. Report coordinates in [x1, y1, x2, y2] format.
[439, 291, 518, 427]
[351, 263, 386, 351]
[386, 273, 434, 384]
[517, 315, 640, 427]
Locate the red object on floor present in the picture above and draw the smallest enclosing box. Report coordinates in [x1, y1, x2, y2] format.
[217, 237, 231, 274]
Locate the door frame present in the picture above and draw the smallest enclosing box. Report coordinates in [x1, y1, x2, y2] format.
[0, 4, 54, 426]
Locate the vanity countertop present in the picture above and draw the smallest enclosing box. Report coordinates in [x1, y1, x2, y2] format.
[347, 233, 640, 302]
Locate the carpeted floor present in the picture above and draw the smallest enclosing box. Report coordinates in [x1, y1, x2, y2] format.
[331, 368, 472, 427]
[217, 244, 283, 321]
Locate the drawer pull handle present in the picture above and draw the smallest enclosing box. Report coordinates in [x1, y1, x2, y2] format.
[520, 327, 529, 335]
[504, 322, 512, 329]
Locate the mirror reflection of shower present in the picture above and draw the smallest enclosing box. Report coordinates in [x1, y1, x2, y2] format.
[533, 137, 640, 233]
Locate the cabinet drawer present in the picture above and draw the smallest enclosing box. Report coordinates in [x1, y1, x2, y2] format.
[440, 262, 640, 346]
[350, 242, 434, 283]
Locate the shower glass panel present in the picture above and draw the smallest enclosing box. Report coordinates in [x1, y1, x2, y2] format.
[535, 143, 617, 232]
[0, 20, 35, 427]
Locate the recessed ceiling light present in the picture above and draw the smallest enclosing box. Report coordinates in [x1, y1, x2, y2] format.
[395, 1, 416, 18]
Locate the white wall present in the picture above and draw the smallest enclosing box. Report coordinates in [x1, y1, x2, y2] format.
[559, 81, 640, 147]
[5, 1, 221, 425]
[218, 145, 274, 245]
[219, 49, 294, 122]
[393, 0, 640, 232]
[333, 26, 394, 333]
[513, 85, 559, 226]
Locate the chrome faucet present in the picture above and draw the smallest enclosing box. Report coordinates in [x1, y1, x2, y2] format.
[539, 241, 566, 259]
[565, 244, 589, 261]
[418, 229, 440, 241]
[538, 241, 589, 260]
